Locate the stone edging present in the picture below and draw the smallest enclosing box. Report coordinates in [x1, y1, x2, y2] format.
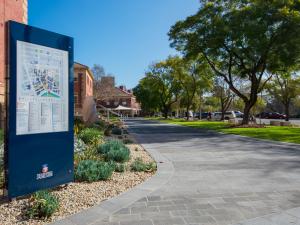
[51, 131, 175, 225]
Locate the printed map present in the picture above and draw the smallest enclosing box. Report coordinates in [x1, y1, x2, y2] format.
[19, 43, 64, 99]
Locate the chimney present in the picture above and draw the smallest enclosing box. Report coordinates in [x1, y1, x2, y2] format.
[119, 85, 126, 91]
[100, 76, 115, 87]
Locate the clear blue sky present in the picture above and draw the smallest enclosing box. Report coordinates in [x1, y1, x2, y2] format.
[29, 0, 199, 88]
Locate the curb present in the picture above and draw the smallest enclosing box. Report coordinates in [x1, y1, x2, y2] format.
[50, 128, 175, 225]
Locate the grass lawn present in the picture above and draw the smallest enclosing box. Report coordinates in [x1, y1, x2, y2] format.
[155, 118, 300, 144]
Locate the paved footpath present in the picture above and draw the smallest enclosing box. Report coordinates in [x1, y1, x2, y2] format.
[54, 119, 300, 225]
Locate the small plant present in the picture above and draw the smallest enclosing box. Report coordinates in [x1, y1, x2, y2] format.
[98, 140, 130, 163]
[74, 147, 102, 165]
[111, 127, 122, 135]
[78, 128, 103, 145]
[114, 163, 126, 173]
[130, 158, 157, 172]
[74, 137, 87, 153]
[26, 191, 59, 219]
[75, 160, 114, 182]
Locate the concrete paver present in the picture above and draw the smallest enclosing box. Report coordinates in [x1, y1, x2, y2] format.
[53, 119, 300, 225]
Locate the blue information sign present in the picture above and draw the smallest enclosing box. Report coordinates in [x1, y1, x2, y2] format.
[6, 21, 74, 198]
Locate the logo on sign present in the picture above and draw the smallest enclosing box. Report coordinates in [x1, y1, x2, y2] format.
[36, 164, 53, 180]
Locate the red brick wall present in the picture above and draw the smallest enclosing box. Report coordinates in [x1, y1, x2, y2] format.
[0, 0, 27, 90]
[0, 0, 27, 127]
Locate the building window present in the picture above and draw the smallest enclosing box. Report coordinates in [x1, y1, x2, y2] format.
[74, 77, 78, 82]
[106, 101, 110, 106]
[114, 101, 118, 106]
[122, 101, 127, 105]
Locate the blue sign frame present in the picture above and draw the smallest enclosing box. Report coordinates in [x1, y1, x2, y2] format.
[6, 21, 74, 198]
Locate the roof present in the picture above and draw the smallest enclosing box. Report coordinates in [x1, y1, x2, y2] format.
[74, 62, 95, 80]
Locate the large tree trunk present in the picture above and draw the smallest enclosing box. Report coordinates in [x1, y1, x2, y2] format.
[242, 98, 257, 125]
[284, 103, 290, 121]
[186, 106, 190, 121]
[242, 103, 251, 125]
[162, 106, 169, 119]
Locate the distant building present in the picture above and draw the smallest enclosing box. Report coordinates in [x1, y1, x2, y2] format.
[0, 0, 28, 127]
[74, 62, 94, 116]
[95, 76, 140, 116]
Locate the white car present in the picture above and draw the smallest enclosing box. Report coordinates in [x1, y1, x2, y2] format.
[213, 111, 236, 120]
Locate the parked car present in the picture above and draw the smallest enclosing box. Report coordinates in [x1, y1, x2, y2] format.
[256, 112, 271, 118]
[234, 111, 244, 118]
[269, 112, 286, 119]
[256, 112, 286, 119]
[213, 111, 236, 120]
[194, 112, 209, 119]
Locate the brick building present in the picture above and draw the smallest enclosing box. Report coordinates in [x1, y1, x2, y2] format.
[0, 0, 28, 127]
[95, 76, 140, 116]
[74, 62, 94, 116]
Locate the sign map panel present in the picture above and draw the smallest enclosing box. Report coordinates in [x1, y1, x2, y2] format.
[16, 41, 69, 135]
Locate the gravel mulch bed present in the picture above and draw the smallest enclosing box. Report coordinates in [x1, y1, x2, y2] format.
[0, 143, 155, 225]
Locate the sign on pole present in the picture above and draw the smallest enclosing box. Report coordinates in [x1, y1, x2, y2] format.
[6, 21, 74, 198]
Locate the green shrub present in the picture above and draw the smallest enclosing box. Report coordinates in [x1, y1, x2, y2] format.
[75, 160, 114, 182]
[111, 127, 122, 135]
[98, 140, 130, 163]
[78, 128, 103, 145]
[26, 191, 59, 219]
[74, 137, 87, 153]
[114, 163, 126, 173]
[94, 120, 107, 129]
[130, 158, 157, 172]
[74, 147, 102, 165]
[104, 124, 114, 136]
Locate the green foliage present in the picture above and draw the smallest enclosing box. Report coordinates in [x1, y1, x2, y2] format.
[111, 127, 122, 135]
[26, 191, 59, 219]
[74, 147, 102, 165]
[169, 0, 300, 124]
[114, 163, 126, 173]
[74, 137, 87, 153]
[130, 158, 157, 172]
[98, 140, 130, 163]
[75, 160, 114, 182]
[266, 71, 300, 120]
[135, 60, 182, 118]
[78, 128, 103, 145]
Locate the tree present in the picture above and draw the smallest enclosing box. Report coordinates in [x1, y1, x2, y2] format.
[165, 56, 212, 120]
[133, 81, 160, 115]
[138, 60, 181, 118]
[169, 0, 300, 124]
[266, 71, 300, 121]
[213, 78, 234, 120]
[91, 64, 105, 81]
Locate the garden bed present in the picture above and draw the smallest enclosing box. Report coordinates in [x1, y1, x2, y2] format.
[0, 118, 156, 225]
[0, 143, 155, 225]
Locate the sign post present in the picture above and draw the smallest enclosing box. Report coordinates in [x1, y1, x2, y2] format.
[6, 21, 74, 198]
